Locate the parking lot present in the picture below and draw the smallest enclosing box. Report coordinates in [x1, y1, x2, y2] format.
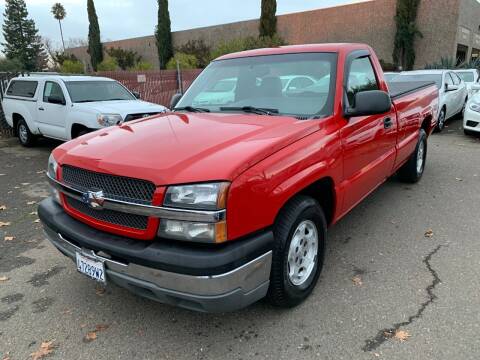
[0, 117, 479, 360]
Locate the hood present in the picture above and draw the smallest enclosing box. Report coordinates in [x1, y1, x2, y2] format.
[73, 100, 167, 118]
[55, 112, 322, 185]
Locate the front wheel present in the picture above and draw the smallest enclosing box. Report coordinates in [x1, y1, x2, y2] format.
[398, 129, 427, 183]
[267, 195, 326, 308]
[435, 108, 446, 133]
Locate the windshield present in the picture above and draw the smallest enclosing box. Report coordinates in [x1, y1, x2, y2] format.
[65, 81, 135, 103]
[391, 74, 443, 89]
[456, 71, 475, 83]
[176, 52, 338, 118]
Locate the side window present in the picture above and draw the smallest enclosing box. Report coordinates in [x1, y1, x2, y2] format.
[346, 57, 379, 105]
[445, 73, 454, 86]
[450, 73, 460, 85]
[6, 80, 38, 98]
[453, 73, 462, 84]
[43, 81, 65, 104]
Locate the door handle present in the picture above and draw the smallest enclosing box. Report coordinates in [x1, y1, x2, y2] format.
[38, 107, 45, 111]
[383, 117, 393, 129]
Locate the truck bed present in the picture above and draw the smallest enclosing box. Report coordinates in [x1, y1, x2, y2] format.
[388, 81, 437, 100]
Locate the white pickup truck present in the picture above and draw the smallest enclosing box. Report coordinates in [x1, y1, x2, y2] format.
[2, 74, 167, 146]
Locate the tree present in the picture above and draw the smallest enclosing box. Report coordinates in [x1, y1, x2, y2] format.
[51, 3, 66, 51]
[35, 36, 49, 71]
[166, 53, 198, 70]
[87, 0, 103, 71]
[259, 0, 277, 38]
[2, 0, 43, 71]
[106, 47, 141, 70]
[155, 0, 173, 69]
[177, 39, 211, 68]
[392, 0, 422, 70]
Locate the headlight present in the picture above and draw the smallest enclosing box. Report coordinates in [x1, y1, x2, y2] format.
[160, 182, 230, 243]
[47, 153, 61, 204]
[469, 103, 480, 113]
[164, 182, 230, 210]
[97, 113, 123, 127]
[158, 219, 227, 243]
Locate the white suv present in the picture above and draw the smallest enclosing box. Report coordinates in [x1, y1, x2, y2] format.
[2, 74, 167, 146]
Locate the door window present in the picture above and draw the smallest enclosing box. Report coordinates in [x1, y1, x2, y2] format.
[346, 57, 379, 105]
[445, 73, 454, 86]
[450, 73, 461, 85]
[43, 82, 65, 104]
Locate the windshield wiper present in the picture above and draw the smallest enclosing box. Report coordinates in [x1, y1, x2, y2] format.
[220, 106, 279, 116]
[75, 100, 96, 103]
[175, 106, 210, 113]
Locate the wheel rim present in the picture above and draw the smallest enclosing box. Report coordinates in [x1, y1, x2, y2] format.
[438, 111, 445, 129]
[18, 124, 28, 143]
[416, 140, 425, 174]
[287, 220, 318, 286]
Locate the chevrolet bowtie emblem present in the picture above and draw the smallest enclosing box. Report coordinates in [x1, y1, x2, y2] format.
[82, 190, 105, 209]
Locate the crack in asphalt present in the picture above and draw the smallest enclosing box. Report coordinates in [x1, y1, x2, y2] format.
[362, 245, 443, 352]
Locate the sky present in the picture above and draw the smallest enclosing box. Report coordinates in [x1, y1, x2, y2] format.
[0, 0, 369, 49]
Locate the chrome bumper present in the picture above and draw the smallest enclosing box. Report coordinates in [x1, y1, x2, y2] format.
[44, 226, 272, 312]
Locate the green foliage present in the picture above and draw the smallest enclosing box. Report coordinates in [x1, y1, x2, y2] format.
[60, 59, 84, 74]
[259, 0, 277, 38]
[87, 0, 103, 71]
[393, 0, 422, 70]
[210, 35, 286, 60]
[2, 0, 43, 71]
[132, 61, 154, 71]
[166, 53, 198, 70]
[155, 0, 173, 69]
[176, 39, 211, 68]
[459, 58, 480, 70]
[106, 47, 141, 70]
[97, 57, 118, 71]
[53, 51, 77, 66]
[0, 57, 24, 72]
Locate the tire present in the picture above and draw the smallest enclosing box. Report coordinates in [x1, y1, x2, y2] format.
[398, 129, 427, 183]
[76, 129, 90, 138]
[17, 118, 36, 147]
[267, 195, 327, 308]
[435, 108, 446, 133]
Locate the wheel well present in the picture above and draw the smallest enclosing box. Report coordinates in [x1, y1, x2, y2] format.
[71, 123, 90, 139]
[12, 113, 24, 136]
[297, 177, 335, 226]
[421, 114, 433, 135]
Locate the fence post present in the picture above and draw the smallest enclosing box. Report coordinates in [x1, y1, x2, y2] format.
[176, 60, 184, 94]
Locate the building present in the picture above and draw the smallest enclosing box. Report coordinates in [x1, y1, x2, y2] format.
[68, 0, 480, 70]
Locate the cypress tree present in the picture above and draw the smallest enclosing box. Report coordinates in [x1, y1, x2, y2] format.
[259, 0, 277, 38]
[87, 0, 103, 71]
[392, 0, 422, 70]
[155, 0, 173, 69]
[2, 0, 42, 71]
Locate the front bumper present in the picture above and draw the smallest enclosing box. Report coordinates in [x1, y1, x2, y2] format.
[39, 198, 273, 312]
[463, 108, 480, 133]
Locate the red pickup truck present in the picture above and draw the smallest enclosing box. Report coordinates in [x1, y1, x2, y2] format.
[39, 43, 438, 312]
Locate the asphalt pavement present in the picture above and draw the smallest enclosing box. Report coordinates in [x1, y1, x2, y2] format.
[1, 117, 479, 360]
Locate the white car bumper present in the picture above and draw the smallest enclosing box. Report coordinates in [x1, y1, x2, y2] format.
[464, 107, 480, 133]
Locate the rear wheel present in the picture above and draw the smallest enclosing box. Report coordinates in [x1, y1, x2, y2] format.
[398, 129, 427, 183]
[435, 108, 446, 132]
[267, 195, 326, 308]
[17, 119, 36, 147]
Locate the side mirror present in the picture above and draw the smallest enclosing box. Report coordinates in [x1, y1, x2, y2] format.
[445, 84, 459, 92]
[170, 93, 182, 110]
[344, 90, 391, 118]
[48, 95, 65, 105]
[132, 91, 141, 99]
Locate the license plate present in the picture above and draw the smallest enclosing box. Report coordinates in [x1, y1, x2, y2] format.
[76, 252, 106, 283]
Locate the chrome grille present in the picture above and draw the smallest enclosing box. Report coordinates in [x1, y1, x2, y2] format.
[66, 197, 148, 230]
[125, 112, 161, 122]
[62, 165, 156, 205]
